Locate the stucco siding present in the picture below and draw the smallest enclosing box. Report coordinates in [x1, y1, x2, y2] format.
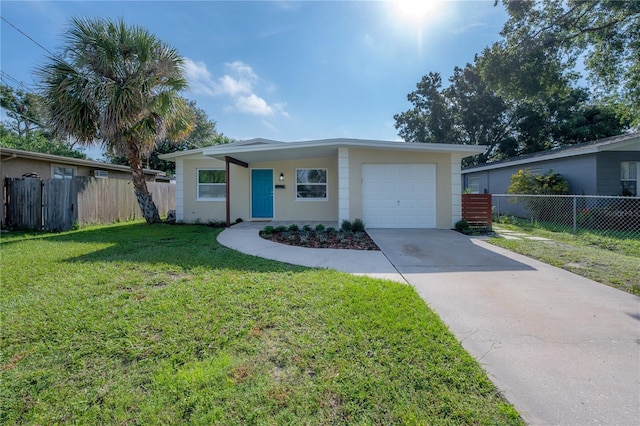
[181, 158, 228, 223]
[596, 151, 640, 195]
[347, 149, 453, 229]
[179, 157, 338, 223]
[248, 157, 338, 222]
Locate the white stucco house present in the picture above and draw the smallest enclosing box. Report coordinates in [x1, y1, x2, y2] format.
[159, 138, 484, 228]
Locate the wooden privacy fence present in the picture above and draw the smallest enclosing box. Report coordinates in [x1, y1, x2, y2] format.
[4, 177, 175, 231]
[462, 193, 492, 228]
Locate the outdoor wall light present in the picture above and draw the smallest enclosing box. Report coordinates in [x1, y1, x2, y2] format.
[279, 173, 284, 181]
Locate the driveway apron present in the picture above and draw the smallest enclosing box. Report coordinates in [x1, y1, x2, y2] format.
[367, 229, 640, 426]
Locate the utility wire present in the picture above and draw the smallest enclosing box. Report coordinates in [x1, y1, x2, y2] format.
[1, 16, 56, 58]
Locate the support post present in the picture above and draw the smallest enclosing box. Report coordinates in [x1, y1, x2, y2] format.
[224, 156, 249, 228]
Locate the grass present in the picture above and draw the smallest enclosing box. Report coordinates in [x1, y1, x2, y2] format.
[489, 222, 640, 295]
[1, 222, 521, 425]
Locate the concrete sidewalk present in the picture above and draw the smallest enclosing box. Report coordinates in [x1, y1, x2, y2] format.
[217, 222, 405, 283]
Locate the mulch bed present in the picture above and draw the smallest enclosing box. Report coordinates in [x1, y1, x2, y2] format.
[260, 230, 379, 250]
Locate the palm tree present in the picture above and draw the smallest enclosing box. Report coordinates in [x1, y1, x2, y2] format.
[38, 17, 192, 223]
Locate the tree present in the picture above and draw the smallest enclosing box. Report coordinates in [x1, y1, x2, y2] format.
[38, 17, 193, 223]
[0, 83, 46, 137]
[104, 100, 233, 174]
[393, 72, 458, 144]
[394, 41, 629, 163]
[498, 0, 640, 127]
[0, 124, 86, 159]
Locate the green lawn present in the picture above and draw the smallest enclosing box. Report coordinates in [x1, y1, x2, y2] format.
[1, 223, 521, 425]
[490, 223, 640, 295]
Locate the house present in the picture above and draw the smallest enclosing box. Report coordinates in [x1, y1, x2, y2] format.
[0, 147, 164, 182]
[1, 147, 167, 229]
[462, 133, 640, 196]
[159, 138, 485, 229]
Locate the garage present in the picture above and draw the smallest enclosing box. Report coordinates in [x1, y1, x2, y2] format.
[362, 163, 436, 228]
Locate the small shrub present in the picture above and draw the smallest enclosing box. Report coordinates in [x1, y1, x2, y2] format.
[287, 234, 297, 242]
[302, 224, 312, 232]
[353, 231, 364, 239]
[274, 225, 287, 233]
[235, 218, 243, 223]
[288, 224, 300, 232]
[340, 220, 353, 232]
[352, 218, 365, 232]
[263, 226, 275, 235]
[454, 219, 470, 233]
[340, 238, 350, 245]
[326, 227, 336, 233]
[315, 224, 325, 233]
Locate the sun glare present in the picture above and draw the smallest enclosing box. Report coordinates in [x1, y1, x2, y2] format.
[393, 0, 443, 24]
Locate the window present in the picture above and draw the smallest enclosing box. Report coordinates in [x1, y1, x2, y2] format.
[197, 169, 226, 200]
[467, 177, 480, 194]
[621, 161, 638, 196]
[296, 168, 327, 200]
[52, 166, 74, 179]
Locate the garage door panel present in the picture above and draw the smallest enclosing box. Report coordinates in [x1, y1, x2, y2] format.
[362, 163, 436, 228]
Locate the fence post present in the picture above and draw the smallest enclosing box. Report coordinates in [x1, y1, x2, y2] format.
[572, 196, 577, 234]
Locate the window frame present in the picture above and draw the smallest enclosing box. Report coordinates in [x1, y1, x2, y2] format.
[51, 165, 75, 180]
[196, 168, 226, 201]
[466, 176, 480, 194]
[295, 168, 328, 201]
[621, 161, 638, 196]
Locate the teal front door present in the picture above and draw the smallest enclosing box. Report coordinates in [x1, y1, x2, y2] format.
[251, 169, 273, 218]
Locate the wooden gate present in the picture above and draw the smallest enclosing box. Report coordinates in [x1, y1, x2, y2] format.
[43, 179, 78, 231]
[5, 177, 42, 230]
[462, 193, 493, 228]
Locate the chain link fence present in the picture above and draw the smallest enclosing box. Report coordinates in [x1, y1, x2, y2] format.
[492, 194, 640, 239]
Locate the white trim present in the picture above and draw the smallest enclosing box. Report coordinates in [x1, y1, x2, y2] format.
[451, 156, 462, 226]
[196, 168, 226, 201]
[175, 160, 184, 221]
[338, 147, 350, 223]
[295, 168, 328, 201]
[202, 138, 485, 158]
[250, 168, 275, 219]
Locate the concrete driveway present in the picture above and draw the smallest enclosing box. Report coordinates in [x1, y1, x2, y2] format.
[367, 229, 640, 426]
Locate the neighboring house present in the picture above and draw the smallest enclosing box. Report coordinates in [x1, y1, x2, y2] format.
[159, 138, 484, 229]
[0, 147, 164, 182]
[462, 133, 640, 196]
[1, 147, 165, 226]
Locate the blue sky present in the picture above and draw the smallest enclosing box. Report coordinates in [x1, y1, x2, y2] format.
[1, 1, 508, 159]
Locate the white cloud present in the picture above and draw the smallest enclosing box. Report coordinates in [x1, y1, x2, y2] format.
[185, 58, 287, 117]
[234, 94, 274, 116]
[183, 58, 217, 96]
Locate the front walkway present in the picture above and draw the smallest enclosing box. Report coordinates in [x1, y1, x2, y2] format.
[217, 222, 405, 283]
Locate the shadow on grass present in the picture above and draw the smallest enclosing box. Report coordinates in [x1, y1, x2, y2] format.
[1, 222, 309, 274]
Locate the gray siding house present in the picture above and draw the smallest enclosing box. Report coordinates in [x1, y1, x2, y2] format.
[462, 133, 640, 196]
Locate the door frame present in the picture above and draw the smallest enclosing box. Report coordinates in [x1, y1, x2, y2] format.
[250, 168, 274, 219]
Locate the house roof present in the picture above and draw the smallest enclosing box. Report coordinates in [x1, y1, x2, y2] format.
[0, 147, 163, 176]
[160, 138, 485, 163]
[462, 132, 640, 174]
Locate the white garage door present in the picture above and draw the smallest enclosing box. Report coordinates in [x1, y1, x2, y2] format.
[362, 163, 436, 228]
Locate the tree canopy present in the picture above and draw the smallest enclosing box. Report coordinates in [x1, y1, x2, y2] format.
[395, 0, 635, 164]
[38, 17, 193, 223]
[105, 100, 234, 174]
